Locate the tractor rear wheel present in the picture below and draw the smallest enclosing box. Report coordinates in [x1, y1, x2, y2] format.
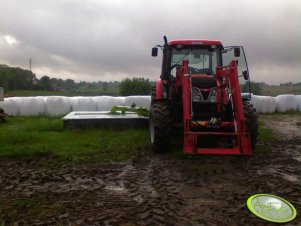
[243, 102, 258, 150]
[149, 101, 172, 153]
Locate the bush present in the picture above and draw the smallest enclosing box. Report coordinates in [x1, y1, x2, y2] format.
[119, 77, 151, 96]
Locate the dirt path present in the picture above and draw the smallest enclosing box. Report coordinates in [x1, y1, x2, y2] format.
[0, 115, 300, 225]
[261, 114, 301, 140]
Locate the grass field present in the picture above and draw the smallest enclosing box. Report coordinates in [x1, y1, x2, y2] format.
[0, 115, 276, 165]
[261, 84, 301, 96]
[0, 117, 149, 165]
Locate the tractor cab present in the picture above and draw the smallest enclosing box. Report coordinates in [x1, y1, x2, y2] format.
[152, 39, 251, 101]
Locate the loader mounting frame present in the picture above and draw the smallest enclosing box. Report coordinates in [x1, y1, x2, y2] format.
[181, 60, 252, 155]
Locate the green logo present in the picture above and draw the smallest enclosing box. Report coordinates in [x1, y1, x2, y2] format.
[247, 194, 297, 223]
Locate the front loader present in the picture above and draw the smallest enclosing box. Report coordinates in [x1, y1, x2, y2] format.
[150, 36, 258, 155]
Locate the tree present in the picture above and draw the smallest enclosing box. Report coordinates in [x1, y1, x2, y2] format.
[0, 66, 35, 90]
[37, 75, 52, 90]
[119, 77, 151, 96]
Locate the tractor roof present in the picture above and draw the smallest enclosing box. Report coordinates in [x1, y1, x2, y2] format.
[168, 39, 223, 46]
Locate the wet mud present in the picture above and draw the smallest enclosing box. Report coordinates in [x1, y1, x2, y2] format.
[0, 116, 300, 225]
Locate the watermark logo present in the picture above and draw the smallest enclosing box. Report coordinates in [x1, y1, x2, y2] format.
[247, 194, 297, 223]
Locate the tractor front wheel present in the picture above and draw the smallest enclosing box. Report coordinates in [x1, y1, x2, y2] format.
[243, 102, 258, 150]
[149, 101, 172, 153]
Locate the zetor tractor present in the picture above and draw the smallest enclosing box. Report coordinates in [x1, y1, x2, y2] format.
[150, 36, 258, 155]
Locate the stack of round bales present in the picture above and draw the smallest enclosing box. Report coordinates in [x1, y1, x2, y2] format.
[45, 96, 72, 117]
[276, 95, 297, 112]
[93, 96, 126, 111]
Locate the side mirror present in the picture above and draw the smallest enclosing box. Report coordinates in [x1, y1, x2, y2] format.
[242, 70, 249, 80]
[152, 47, 158, 57]
[234, 47, 240, 57]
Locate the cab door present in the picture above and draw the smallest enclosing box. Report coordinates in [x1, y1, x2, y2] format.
[222, 46, 251, 100]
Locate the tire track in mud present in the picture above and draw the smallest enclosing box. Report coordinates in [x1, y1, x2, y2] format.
[0, 158, 188, 225]
[0, 139, 301, 225]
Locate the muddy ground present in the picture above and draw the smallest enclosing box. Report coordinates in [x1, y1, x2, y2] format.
[0, 115, 300, 226]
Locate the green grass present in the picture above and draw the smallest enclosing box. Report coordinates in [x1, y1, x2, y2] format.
[254, 121, 276, 154]
[257, 122, 276, 142]
[261, 85, 301, 96]
[0, 115, 279, 164]
[13, 198, 38, 210]
[275, 110, 301, 115]
[0, 117, 149, 165]
[9, 197, 68, 219]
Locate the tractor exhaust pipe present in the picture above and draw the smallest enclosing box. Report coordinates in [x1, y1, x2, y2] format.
[161, 36, 169, 81]
[163, 36, 168, 46]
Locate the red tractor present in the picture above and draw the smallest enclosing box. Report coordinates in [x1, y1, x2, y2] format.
[150, 36, 258, 155]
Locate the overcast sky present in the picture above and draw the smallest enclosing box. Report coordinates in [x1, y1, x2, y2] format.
[0, 0, 300, 84]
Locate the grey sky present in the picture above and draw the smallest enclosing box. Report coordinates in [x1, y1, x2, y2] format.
[0, 0, 300, 84]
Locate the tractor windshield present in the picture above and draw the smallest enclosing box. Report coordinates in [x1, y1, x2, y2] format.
[170, 47, 220, 76]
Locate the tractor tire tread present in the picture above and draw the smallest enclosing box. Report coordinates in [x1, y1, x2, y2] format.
[150, 101, 172, 153]
[243, 102, 259, 150]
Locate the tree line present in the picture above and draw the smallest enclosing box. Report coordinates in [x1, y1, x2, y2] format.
[0, 65, 152, 96]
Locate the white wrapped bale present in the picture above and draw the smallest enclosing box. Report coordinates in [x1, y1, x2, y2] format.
[250, 95, 262, 113]
[45, 96, 72, 117]
[259, 96, 269, 114]
[19, 97, 46, 116]
[251, 95, 277, 114]
[276, 95, 297, 112]
[296, 95, 301, 111]
[93, 96, 126, 111]
[261, 96, 276, 114]
[271, 97, 277, 113]
[0, 97, 20, 116]
[125, 96, 151, 109]
[70, 97, 97, 111]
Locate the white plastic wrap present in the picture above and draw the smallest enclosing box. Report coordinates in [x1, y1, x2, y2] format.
[0, 97, 20, 116]
[295, 95, 301, 111]
[19, 97, 46, 116]
[276, 95, 297, 112]
[261, 96, 276, 114]
[250, 95, 262, 113]
[93, 96, 126, 111]
[251, 95, 277, 114]
[45, 96, 72, 117]
[70, 97, 97, 111]
[124, 96, 151, 109]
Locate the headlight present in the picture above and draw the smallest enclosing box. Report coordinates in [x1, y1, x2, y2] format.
[209, 95, 217, 103]
[194, 95, 201, 102]
[192, 87, 199, 95]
